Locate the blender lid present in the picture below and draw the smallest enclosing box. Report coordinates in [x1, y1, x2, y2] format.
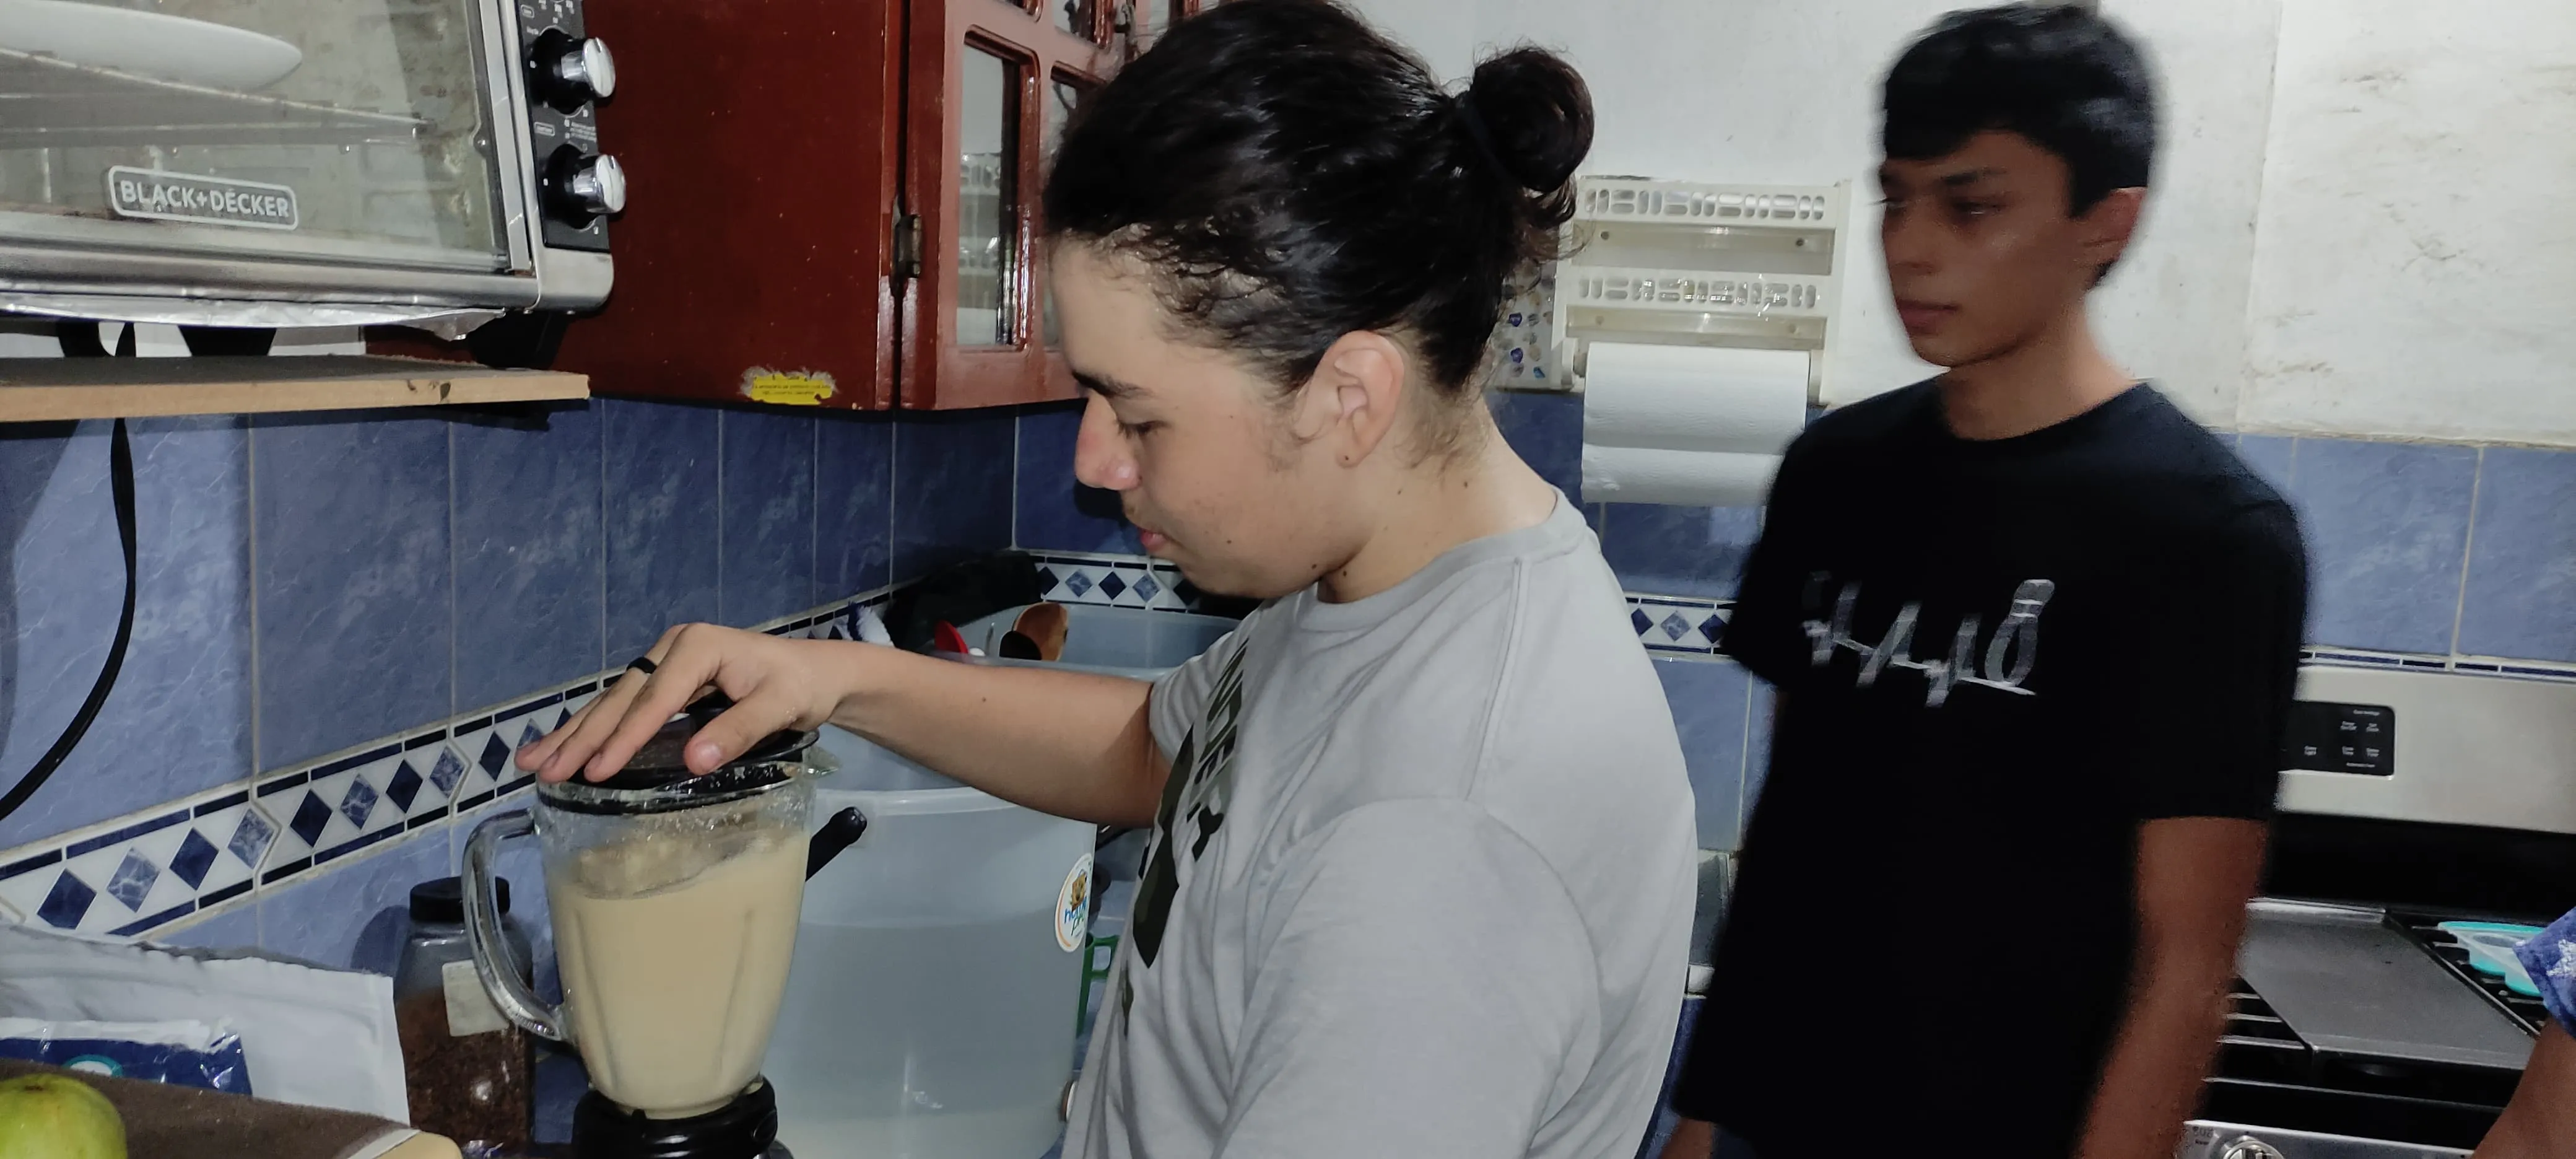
[542, 694, 821, 815]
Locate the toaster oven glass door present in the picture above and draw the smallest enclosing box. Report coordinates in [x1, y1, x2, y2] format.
[0, 0, 515, 274]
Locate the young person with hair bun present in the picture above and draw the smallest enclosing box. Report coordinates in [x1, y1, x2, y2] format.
[521, 2, 1697, 1155]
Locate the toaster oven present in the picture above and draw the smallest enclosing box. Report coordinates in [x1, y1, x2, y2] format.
[0, 0, 620, 333]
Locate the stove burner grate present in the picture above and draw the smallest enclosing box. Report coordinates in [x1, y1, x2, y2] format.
[2396, 914, 2555, 1036]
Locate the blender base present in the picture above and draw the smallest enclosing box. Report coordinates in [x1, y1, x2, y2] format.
[571, 1077, 788, 1159]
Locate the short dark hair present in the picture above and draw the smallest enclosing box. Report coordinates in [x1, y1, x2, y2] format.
[1882, 5, 2157, 215]
[1042, 0, 1591, 406]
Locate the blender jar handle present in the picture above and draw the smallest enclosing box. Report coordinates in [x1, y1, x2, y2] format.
[462, 809, 570, 1044]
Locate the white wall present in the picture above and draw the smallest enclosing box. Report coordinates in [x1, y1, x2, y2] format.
[1354, 0, 2576, 444]
[2239, 0, 2576, 445]
[1353, 0, 2283, 424]
[2084, 0, 2281, 426]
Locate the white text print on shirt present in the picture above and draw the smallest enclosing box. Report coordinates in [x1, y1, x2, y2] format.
[1801, 575, 2055, 708]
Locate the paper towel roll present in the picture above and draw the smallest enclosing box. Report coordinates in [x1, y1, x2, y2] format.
[1582, 445, 1782, 507]
[1582, 344, 1809, 454]
[1580, 342, 1808, 506]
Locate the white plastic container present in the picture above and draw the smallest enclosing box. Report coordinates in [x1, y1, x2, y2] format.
[957, 603, 1236, 680]
[765, 732, 1095, 1159]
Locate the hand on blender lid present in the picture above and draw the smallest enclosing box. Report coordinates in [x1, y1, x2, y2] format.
[518, 621, 859, 784]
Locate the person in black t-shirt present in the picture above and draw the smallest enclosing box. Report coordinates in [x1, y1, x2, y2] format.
[1659, 9, 2307, 1159]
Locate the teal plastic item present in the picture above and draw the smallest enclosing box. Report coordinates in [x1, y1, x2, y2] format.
[2438, 921, 2546, 999]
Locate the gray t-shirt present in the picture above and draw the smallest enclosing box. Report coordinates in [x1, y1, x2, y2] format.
[1065, 498, 1697, 1159]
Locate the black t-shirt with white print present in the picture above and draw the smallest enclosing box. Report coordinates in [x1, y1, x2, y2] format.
[1672, 381, 2307, 1159]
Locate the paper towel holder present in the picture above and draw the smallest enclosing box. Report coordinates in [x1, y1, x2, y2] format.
[1547, 177, 1849, 405]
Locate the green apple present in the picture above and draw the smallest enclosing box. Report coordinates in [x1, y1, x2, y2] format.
[0, 1073, 126, 1159]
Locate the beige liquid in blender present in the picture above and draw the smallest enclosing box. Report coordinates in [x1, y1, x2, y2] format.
[549, 828, 806, 1118]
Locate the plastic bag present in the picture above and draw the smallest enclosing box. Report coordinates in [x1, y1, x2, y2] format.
[0, 1016, 250, 1094]
[0, 924, 406, 1119]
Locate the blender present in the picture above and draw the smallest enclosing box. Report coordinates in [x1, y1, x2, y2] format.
[460, 696, 869, 1159]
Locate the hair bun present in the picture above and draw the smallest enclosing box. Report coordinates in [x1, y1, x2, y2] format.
[1462, 46, 1593, 216]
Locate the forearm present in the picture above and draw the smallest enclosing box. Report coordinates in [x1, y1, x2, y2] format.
[831, 645, 1165, 828]
[2474, 1023, 2576, 1158]
[2080, 816, 2268, 1159]
[1656, 1118, 1715, 1159]
[2075, 957, 2231, 1159]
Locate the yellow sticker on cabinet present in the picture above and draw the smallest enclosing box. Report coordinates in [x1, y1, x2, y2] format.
[742, 369, 837, 406]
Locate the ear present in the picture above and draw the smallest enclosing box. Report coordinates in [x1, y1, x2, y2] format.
[2076, 186, 2146, 274]
[1290, 331, 1409, 467]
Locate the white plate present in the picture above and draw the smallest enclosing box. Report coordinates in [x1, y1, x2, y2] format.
[0, 0, 302, 92]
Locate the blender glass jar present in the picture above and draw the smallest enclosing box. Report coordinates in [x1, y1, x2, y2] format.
[461, 711, 833, 1119]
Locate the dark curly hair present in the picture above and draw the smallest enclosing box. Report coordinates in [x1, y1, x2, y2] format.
[1883, 4, 2159, 216]
[1042, 0, 1591, 412]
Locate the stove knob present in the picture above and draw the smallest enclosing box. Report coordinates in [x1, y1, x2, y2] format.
[529, 29, 616, 111]
[2219, 1137, 2285, 1159]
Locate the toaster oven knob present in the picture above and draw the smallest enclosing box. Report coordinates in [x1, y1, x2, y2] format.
[567, 154, 627, 218]
[544, 146, 626, 224]
[557, 37, 616, 102]
[529, 29, 616, 110]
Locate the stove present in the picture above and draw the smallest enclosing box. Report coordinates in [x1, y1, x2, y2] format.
[2189, 909, 2530, 1158]
[2174, 665, 2576, 1159]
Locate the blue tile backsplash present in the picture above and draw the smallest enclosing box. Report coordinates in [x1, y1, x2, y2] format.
[253, 411, 454, 771]
[818, 413, 895, 602]
[453, 406, 606, 711]
[1489, 388, 1585, 502]
[1599, 504, 1764, 601]
[892, 410, 1016, 583]
[0, 418, 251, 853]
[15, 372, 2576, 984]
[1654, 657, 1754, 852]
[2458, 447, 2576, 662]
[719, 408, 820, 627]
[1014, 403, 1144, 556]
[0, 392, 1025, 965]
[601, 399, 721, 660]
[2287, 438, 2479, 655]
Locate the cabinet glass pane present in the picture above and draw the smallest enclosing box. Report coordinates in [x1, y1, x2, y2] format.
[1042, 76, 1089, 349]
[957, 45, 1019, 348]
[1048, 0, 1098, 40]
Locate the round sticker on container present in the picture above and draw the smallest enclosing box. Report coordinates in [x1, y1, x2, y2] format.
[1057, 853, 1094, 953]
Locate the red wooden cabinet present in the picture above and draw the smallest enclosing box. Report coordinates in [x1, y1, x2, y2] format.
[902, 0, 1115, 409]
[544, 0, 1200, 411]
[552, 0, 906, 409]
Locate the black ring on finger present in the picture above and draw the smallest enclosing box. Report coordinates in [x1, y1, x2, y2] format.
[626, 656, 658, 676]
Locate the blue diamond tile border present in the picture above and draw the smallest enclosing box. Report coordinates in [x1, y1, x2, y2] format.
[37, 872, 95, 930]
[1027, 553, 1198, 613]
[1633, 595, 1731, 656]
[0, 787, 267, 936]
[167, 831, 219, 890]
[0, 594, 899, 942]
[103, 850, 159, 911]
